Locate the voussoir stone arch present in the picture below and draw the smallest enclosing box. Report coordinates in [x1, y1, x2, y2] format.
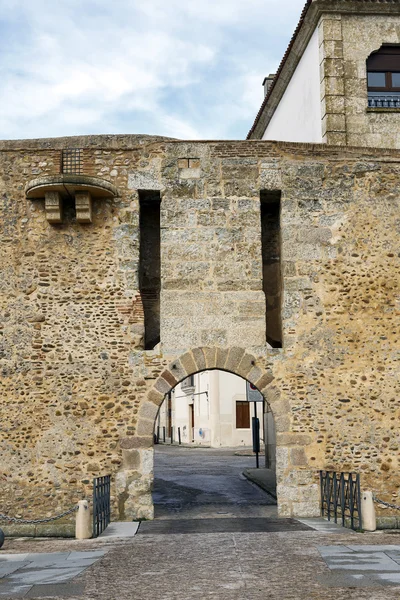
[134, 346, 276, 446]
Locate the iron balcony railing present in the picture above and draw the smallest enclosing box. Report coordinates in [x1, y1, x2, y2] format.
[320, 470, 362, 531]
[368, 94, 400, 108]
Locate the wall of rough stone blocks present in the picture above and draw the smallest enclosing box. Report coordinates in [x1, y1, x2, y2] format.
[0, 135, 399, 533]
[320, 12, 400, 148]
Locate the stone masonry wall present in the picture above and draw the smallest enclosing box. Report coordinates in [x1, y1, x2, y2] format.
[0, 135, 399, 533]
[320, 12, 400, 148]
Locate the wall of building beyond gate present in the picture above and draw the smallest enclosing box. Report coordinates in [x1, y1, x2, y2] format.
[156, 370, 265, 448]
[321, 12, 400, 148]
[0, 135, 399, 532]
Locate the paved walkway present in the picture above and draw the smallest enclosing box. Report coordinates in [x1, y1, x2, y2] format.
[243, 467, 277, 498]
[319, 544, 400, 587]
[153, 446, 277, 519]
[2, 532, 400, 598]
[1, 447, 400, 598]
[0, 549, 106, 598]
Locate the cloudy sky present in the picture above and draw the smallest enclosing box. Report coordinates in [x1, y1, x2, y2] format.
[0, 0, 305, 140]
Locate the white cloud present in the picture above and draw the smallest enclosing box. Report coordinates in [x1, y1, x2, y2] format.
[0, 0, 306, 139]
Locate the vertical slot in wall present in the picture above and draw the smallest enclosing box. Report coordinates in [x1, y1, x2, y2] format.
[260, 191, 282, 348]
[139, 190, 161, 350]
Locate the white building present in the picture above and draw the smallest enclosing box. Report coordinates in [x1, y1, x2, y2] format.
[156, 370, 265, 449]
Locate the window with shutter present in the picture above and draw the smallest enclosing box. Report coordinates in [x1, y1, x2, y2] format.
[236, 401, 250, 429]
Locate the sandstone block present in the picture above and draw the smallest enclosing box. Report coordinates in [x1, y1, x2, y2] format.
[122, 449, 141, 469]
[321, 76, 344, 97]
[202, 346, 217, 369]
[277, 433, 312, 446]
[319, 17, 343, 42]
[179, 351, 197, 377]
[168, 359, 187, 383]
[141, 449, 154, 476]
[120, 436, 152, 449]
[246, 366, 263, 385]
[147, 388, 164, 406]
[322, 113, 346, 135]
[138, 401, 158, 422]
[155, 377, 172, 396]
[45, 191, 62, 224]
[137, 419, 155, 437]
[292, 501, 320, 518]
[216, 347, 229, 369]
[192, 347, 206, 371]
[75, 191, 93, 224]
[160, 369, 178, 388]
[290, 448, 308, 467]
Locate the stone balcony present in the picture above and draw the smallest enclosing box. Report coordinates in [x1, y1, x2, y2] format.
[25, 174, 118, 224]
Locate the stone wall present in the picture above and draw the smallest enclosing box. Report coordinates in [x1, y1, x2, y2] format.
[0, 135, 399, 532]
[320, 12, 400, 148]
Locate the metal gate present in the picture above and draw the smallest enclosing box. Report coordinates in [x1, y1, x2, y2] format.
[320, 470, 362, 531]
[93, 475, 111, 537]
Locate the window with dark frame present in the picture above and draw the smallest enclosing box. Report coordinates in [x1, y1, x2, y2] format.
[236, 401, 250, 429]
[367, 46, 400, 108]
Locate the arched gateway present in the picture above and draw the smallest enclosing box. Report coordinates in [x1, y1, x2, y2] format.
[116, 346, 318, 521]
[3, 135, 396, 535]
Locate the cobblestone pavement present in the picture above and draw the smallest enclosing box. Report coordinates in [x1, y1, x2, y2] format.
[2, 531, 400, 599]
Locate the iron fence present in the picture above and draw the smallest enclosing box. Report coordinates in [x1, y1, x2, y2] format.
[93, 475, 111, 538]
[320, 470, 362, 531]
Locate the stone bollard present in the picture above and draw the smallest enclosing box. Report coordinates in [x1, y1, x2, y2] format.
[361, 491, 376, 532]
[75, 500, 92, 540]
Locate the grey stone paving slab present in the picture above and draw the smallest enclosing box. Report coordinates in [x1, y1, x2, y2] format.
[0, 582, 32, 598]
[378, 572, 400, 585]
[67, 550, 106, 560]
[386, 550, 400, 565]
[99, 522, 139, 538]
[0, 554, 29, 562]
[25, 552, 70, 564]
[0, 549, 107, 596]
[347, 545, 400, 553]
[9, 566, 86, 586]
[0, 562, 29, 578]
[317, 572, 382, 588]
[323, 550, 400, 571]
[319, 545, 354, 556]
[297, 518, 355, 534]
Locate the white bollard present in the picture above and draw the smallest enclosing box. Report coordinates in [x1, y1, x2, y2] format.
[361, 491, 376, 532]
[75, 500, 92, 540]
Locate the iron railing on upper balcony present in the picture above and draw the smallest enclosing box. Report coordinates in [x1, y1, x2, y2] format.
[368, 94, 400, 108]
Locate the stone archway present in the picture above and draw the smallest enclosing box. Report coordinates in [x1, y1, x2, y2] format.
[116, 346, 318, 521]
[138, 346, 276, 440]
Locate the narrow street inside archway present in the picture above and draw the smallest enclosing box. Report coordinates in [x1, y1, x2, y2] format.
[138, 446, 310, 534]
[153, 446, 276, 521]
